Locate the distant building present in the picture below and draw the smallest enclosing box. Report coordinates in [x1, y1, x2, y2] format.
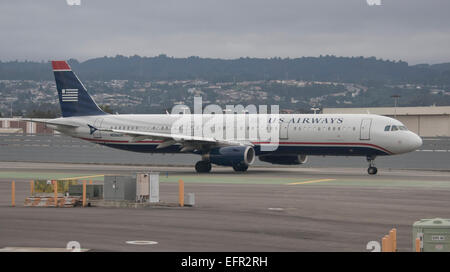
[0, 118, 55, 134]
[323, 106, 450, 137]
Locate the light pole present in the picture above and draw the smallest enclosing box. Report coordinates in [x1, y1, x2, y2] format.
[391, 95, 400, 118]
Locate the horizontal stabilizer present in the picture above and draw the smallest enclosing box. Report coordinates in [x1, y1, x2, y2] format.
[21, 118, 79, 128]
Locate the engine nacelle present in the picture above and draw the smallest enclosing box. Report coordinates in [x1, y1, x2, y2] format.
[204, 146, 256, 167]
[259, 154, 308, 165]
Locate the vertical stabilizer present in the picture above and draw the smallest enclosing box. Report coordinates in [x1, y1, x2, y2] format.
[52, 61, 106, 117]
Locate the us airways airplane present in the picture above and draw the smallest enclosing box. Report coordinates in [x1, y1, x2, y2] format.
[26, 61, 422, 175]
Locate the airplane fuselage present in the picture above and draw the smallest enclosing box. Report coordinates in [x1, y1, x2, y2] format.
[48, 113, 422, 157]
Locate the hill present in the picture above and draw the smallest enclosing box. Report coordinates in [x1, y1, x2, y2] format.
[0, 55, 449, 85]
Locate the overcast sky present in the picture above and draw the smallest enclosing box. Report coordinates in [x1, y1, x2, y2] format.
[1, 0, 449, 64]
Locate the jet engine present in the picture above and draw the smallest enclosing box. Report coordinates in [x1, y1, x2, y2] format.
[204, 146, 256, 167]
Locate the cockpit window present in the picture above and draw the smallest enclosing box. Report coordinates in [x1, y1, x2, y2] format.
[391, 125, 398, 131]
[399, 126, 408, 131]
[384, 125, 391, 131]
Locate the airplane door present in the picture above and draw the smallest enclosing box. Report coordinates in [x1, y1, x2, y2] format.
[360, 118, 372, 140]
[279, 122, 289, 140]
[93, 118, 103, 139]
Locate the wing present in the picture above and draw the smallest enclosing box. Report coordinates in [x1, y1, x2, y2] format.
[100, 128, 253, 152]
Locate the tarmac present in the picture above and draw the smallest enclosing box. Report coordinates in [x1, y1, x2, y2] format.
[1, 162, 450, 252]
[1, 134, 450, 170]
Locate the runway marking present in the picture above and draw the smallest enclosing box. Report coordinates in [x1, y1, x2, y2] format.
[286, 178, 336, 185]
[126, 241, 158, 245]
[0, 247, 89, 252]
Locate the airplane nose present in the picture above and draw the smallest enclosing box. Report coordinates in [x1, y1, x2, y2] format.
[411, 133, 423, 150]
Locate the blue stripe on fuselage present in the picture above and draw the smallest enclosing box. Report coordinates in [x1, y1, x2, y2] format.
[99, 143, 389, 156]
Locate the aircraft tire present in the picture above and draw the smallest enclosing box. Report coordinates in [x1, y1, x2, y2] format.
[232, 164, 249, 172]
[195, 161, 212, 173]
[367, 166, 378, 175]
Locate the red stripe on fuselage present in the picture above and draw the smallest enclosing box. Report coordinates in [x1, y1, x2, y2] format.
[79, 137, 164, 143]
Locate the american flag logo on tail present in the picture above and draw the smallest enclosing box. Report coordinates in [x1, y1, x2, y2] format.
[62, 89, 78, 102]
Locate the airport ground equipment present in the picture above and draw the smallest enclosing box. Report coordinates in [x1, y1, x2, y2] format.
[24, 196, 82, 207]
[32, 180, 78, 195]
[104, 175, 136, 201]
[185, 193, 195, 206]
[21, 180, 84, 207]
[69, 184, 103, 199]
[413, 218, 450, 252]
[136, 172, 160, 203]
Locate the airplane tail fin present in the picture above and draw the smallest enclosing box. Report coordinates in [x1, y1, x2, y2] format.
[52, 61, 106, 117]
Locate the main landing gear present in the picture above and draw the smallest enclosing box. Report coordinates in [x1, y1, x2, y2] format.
[232, 163, 249, 172]
[195, 161, 249, 173]
[366, 155, 378, 175]
[195, 161, 212, 173]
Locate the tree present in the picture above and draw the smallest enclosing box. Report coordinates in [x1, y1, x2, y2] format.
[25, 110, 59, 118]
[100, 104, 114, 114]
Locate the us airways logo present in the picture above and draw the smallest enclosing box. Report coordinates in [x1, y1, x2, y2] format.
[61, 89, 78, 102]
[87, 124, 98, 135]
[268, 117, 344, 124]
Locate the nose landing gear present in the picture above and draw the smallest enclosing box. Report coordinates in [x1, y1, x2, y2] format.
[366, 155, 378, 175]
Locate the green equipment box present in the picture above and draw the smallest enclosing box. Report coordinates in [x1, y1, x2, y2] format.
[69, 184, 103, 199]
[413, 218, 450, 252]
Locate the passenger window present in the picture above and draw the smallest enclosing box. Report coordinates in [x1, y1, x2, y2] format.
[384, 125, 390, 131]
[391, 125, 398, 131]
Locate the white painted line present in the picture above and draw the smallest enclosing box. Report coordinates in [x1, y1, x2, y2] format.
[268, 208, 284, 211]
[417, 150, 450, 152]
[0, 247, 89, 252]
[126, 240, 158, 245]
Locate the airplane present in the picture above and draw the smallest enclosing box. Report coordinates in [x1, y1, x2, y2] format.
[26, 60, 423, 175]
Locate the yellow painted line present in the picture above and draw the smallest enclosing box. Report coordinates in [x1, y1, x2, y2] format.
[58, 174, 105, 181]
[286, 178, 336, 185]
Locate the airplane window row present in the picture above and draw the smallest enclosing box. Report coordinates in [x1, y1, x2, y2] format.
[384, 125, 408, 131]
[291, 126, 356, 131]
[110, 126, 170, 131]
[107, 125, 360, 133]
